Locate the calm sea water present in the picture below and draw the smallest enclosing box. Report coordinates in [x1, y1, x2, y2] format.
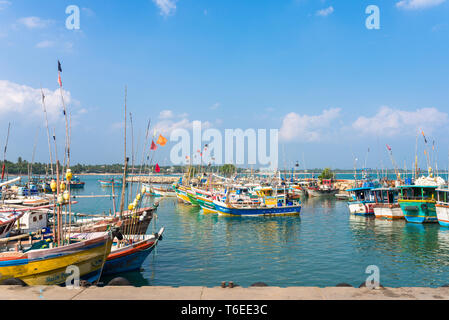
[67, 175, 449, 288]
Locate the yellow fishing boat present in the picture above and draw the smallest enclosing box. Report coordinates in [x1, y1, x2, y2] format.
[0, 232, 114, 286]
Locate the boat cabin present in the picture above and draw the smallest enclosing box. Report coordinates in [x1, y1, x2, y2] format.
[398, 185, 437, 201]
[436, 188, 449, 205]
[346, 187, 375, 202]
[372, 188, 399, 204]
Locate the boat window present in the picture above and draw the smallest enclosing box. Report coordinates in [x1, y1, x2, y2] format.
[422, 188, 435, 200]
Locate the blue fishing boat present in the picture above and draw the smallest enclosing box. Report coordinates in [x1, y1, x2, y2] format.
[102, 228, 164, 275]
[69, 176, 85, 189]
[212, 187, 301, 216]
[398, 185, 438, 223]
[72, 228, 164, 276]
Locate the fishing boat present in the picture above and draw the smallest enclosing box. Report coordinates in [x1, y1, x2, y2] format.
[436, 188, 449, 227]
[99, 179, 127, 187]
[0, 210, 26, 238]
[398, 185, 438, 223]
[346, 183, 376, 216]
[213, 186, 301, 216]
[189, 187, 218, 213]
[307, 179, 339, 197]
[335, 193, 351, 200]
[72, 228, 164, 276]
[372, 188, 403, 220]
[69, 176, 85, 189]
[143, 183, 177, 197]
[67, 206, 156, 235]
[174, 184, 195, 204]
[398, 184, 439, 224]
[0, 231, 116, 285]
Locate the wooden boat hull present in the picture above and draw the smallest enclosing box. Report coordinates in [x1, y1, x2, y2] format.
[213, 201, 301, 216]
[0, 233, 113, 286]
[373, 204, 404, 220]
[436, 203, 449, 227]
[69, 182, 85, 189]
[174, 186, 194, 204]
[307, 188, 339, 197]
[398, 199, 437, 223]
[102, 228, 164, 276]
[347, 201, 375, 216]
[196, 195, 218, 214]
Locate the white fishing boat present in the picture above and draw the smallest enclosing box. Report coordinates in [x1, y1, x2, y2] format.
[372, 188, 404, 220]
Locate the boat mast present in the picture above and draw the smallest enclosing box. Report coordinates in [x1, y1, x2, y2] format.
[40, 87, 54, 177]
[1, 122, 11, 183]
[119, 86, 128, 219]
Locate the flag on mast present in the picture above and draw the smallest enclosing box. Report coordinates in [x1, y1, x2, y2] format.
[156, 134, 167, 146]
[150, 140, 157, 151]
[422, 131, 427, 143]
[57, 60, 63, 87]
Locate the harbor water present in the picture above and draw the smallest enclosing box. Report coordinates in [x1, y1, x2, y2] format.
[68, 175, 449, 287]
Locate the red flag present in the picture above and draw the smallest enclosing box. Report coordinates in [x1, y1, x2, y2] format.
[155, 164, 160, 173]
[386, 144, 391, 151]
[58, 73, 62, 87]
[150, 140, 157, 151]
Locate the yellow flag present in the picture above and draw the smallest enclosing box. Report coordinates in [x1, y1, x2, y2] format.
[156, 134, 168, 146]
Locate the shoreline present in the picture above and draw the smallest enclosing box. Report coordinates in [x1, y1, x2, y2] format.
[1, 286, 448, 300]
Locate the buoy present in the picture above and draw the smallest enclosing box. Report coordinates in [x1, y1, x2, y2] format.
[63, 191, 70, 201]
[107, 277, 132, 286]
[66, 169, 72, 181]
[136, 193, 141, 201]
[50, 180, 57, 192]
[128, 203, 134, 211]
[57, 194, 64, 204]
[60, 182, 66, 191]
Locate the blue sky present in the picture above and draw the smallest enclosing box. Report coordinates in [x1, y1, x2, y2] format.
[0, 0, 449, 170]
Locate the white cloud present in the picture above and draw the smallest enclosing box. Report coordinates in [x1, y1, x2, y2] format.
[0, 1, 11, 10]
[396, 0, 446, 10]
[152, 0, 177, 17]
[279, 108, 341, 142]
[0, 80, 79, 123]
[36, 40, 55, 48]
[17, 16, 53, 29]
[159, 109, 174, 119]
[153, 110, 212, 135]
[316, 6, 334, 17]
[352, 106, 448, 136]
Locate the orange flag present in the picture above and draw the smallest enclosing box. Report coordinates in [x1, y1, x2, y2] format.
[156, 134, 167, 146]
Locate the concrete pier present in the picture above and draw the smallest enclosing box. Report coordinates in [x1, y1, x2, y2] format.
[1, 286, 449, 300]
